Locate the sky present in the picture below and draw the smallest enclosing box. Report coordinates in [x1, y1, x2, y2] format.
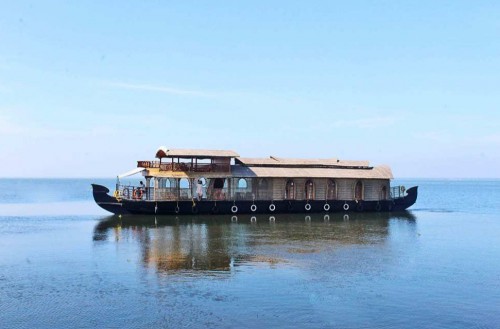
[1, 0, 499, 178]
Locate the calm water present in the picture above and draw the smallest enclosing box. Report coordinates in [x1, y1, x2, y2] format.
[0, 179, 499, 329]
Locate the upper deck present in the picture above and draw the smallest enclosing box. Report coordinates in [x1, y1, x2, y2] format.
[137, 147, 239, 174]
[135, 148, 392, 180]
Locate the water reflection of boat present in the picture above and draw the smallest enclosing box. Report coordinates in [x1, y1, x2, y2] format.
[94, 212, 416, 232]
[93, 212, 416, 273]
[92, 148, 418, 215]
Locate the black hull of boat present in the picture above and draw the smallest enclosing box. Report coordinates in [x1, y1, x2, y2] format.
[91, 184, 418, 216]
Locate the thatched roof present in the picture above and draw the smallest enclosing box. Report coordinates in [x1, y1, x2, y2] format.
[235, 157, 370, 168]
[149, 148, 390, 179]
[155, 147, 239, 159]
[231, 165, 393, 179]
[146, 165, 392, 180]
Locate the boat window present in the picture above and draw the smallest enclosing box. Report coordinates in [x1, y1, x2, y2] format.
[355, 181, 363, 200]
[238, 178, 247, 189]
[257, 179, 269, 199]
[164, 178, 173, 188]
[327, 179, 336, 200]
[178, 178, 192, 199]
[179, 178, 190, 189]
[213, 178, 225, 189]
[285, 180, 295, 200]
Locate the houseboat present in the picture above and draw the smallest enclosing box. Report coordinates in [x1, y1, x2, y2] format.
[91, 147, 418, 215]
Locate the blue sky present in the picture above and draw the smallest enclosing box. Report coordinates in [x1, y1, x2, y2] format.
[1, 1, 499, 178]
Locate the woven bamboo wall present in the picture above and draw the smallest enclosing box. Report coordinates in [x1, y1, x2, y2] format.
[363, 180, 389, 201]
[314, 179, 327, 200]
[270, 178, 331, 200]
[272, 179, 284, 200]
[152, 176, 391, 201]
[336, 179, 353, 200]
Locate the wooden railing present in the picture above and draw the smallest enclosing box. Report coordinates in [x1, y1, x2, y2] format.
[137, 162, 231, 173]
[390, 186, 407, 199]
[137, 161, 160, 168]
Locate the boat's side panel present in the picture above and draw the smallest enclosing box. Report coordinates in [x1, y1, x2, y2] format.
[123, 200, 403, 215]
[92, 184, 418, 215]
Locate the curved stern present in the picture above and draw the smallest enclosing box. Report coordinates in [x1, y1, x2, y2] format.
[394, 186, 418, 211]
[91, 184, 129, 215]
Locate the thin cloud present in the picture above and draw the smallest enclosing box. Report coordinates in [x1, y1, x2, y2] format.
[105, 81, 217, 98]
[0, 111, 121, 139]
[413, 131, 452, 143]
[470, 133, 500, 145]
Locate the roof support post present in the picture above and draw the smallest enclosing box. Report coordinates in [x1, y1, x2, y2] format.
[145, 177, 151, 201]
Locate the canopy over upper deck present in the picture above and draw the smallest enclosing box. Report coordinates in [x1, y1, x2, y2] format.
[155, 147, 239, 159]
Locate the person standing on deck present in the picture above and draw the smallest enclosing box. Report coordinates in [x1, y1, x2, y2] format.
[139, 181, 146, 199]
[196, 179, 203, 201]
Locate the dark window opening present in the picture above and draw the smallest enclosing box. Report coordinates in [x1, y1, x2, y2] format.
[214, 178, 225, 189]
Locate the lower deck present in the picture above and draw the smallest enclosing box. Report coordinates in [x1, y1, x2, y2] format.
[116, 177, 406, 203]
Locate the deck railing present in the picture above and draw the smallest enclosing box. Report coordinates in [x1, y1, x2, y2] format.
[117, 184, 402, 202]
[137, 161, 160, 168]
[117, 184, 150, 201]
[390, 186, 407, 199]
[137, 161, 230, 172]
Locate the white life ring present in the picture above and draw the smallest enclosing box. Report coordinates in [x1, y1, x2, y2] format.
[269, 204, 276, 212]
[305, 203, 311, 211]
[231, 205, 238, 213]
[251, 204, 257, 212]
[343, 203, 349, 211]
[323, 203, 330, 211]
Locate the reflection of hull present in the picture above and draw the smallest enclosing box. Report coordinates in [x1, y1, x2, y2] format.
[93, 211, 417, 273]
[92, 184, 418, 216]
[93, 211, 415, 275]
[93, 211, 416, 233]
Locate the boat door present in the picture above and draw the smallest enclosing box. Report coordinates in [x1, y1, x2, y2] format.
[212, 178, 226, 200]
[327, 179, 337, 200]
[355, 181, 363, 200]
[380, 185, 387, 200]
[285, 180, 295, 200]
[305, 180, 315, 200]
